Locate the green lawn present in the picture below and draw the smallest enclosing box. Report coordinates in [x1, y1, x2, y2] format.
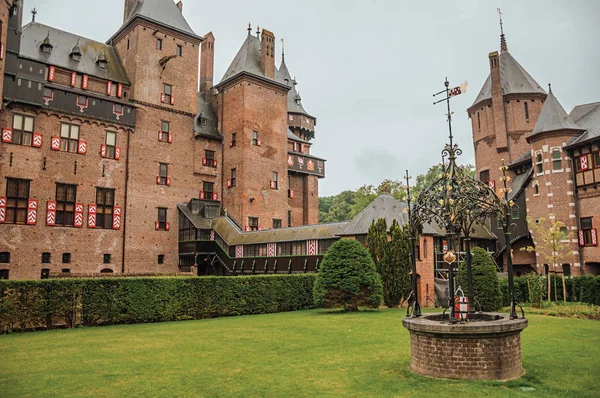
[1, 309, 599, 397]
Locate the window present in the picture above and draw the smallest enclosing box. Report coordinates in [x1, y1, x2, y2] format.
[77, 95, 87, 106]
[113, 104, 123, 115]
[536, 152, 543, 174]
[61, 268, 70, 273]
[563, 264, 571, 277]
[277, 242, 292, 256]
[524, 102, 529, 120]
[43, 87, 53, 98]
[0, 269, 8, 279]
[96, 188, 115, 229]
[100, 268, 113, 273]
[163, 84, 172, 104]
[205, 150, 216, 167]
[511, 205, 520, 220]
[105, 131, 117, 159]
[176, 45, 182, 56]
[103, 254, 111, 264]
[292, 241, 306, 255]
[199, 116, 207, 126]
[594, 152, 600, 168]
[288, 210, 292, 227]
[231, 132, 237, 147]
[497, 217, 504, 230]
[581, 217, 594, 246]
[248, 217, 259, 231]
[56, 184, 77, 226]
[156, 38, 163, 50]
[252, 131, 259, 145]
[560, 227, 569, 241]
[273, 219, 282, 229]
[5, 178, 30, 224]
[160, 121, 170, 142]
[533, 182, 539, 195]
[0, 252, 9, 263]
[42, 252, 51, 263]
[62, 253, 71, 264]
[60, 123, 79, 153]
[477, 112, 481, 130]
[272, 172, 279, 189]
[159, 163, 168, 185]
[552, 149, 562, 171]
[11, 114, 34, 146]
[479, 170, 490, 183]
[158, 207, 167, 230]
[127, 39, 130, 50]
[318, 239, 336, 255]
[230, 168, 237, 187]
[41, 269, 50, 279]
[423, 238, 428, 259]
[158, 254, 165, 264]
[203, 181, 214, 199]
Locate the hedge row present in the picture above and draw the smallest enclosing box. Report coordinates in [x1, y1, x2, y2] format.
[0, 274, 316, 333]
[499, 275, 600, 306]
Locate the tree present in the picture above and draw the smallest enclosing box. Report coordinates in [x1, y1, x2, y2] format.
[457, 247, 502, 311]
[313, 239, 383, 311]
[521, 215, 574, 303]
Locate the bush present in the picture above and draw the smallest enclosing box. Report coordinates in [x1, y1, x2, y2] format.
[458, 247, 502, 311]
[313, 239, 383, 311]
[0, 274, 316, 333]
[499, 275, 600, 306]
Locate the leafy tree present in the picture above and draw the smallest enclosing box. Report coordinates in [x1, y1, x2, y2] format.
[319, 190, 356, 223]
[521, 215, 573, 303]
[313, 239, 383, 311]
[457, 247, 502, 311]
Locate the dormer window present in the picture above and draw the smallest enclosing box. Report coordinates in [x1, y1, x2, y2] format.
[70, 41, 82, 62]
[96, 51, 108, 69]
[40, 33, 53, 55]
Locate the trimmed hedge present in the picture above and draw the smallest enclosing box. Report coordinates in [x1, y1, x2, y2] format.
[0, 274, 316, 333]
[499, 275, 600, 306]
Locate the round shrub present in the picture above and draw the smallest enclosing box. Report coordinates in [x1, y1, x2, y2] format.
[458, 247, 502, 312]
[313, 239, 383, 311]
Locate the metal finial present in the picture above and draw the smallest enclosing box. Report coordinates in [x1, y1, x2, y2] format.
[256, 25, 260, 37]
[281, 38, 285, 63]
[248, 22, 252, 35]
[31, 7, 37, 22]
[497, 8, 508, 52]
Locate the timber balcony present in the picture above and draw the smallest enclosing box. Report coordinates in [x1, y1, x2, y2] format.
[287, 152, 326, 178]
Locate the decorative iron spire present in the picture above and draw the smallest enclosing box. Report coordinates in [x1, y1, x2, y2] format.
[497, 8, 508, 52]
[31, 7, 37, 22]
[281, 38, 285, 63]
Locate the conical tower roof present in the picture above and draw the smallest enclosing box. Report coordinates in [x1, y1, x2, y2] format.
[276, 59, 311, 116]
[220, 31, 263, 83]
[529, 86, 583, 139]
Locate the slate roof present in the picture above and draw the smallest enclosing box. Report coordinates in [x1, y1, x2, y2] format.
[471, 52, 546, 107]
[276, 60, 313, 117]
[565, 102, 600, 147]
[219, 32, 263, 84]
[529, 87, 583, 138]
[509, 151, 532, 167]
[113, 0, 200, 41]
[21, 23, 129, 84]
[177, 203, 212, 229]
[338, 193, 409, 236]
[287, 128, 310, 143]
[508, 168, 533, 202]
[194, 94, 221, 140]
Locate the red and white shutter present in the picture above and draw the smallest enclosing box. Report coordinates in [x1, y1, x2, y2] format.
[580, 155, 589, 171]
[236, 246, 244, 257]
[87, 204, 97, 228]
[166, 177, 171, 186]
[51, 136, 60, 150]
[155, 221, 160, 230]
[592, 229, 598, 246]
[106, 81, 112, 95]
[156, 176, 161, 185]
[32, 132, 42, 148]
[199, 191, 205, 200]
[112, 206, 121, 230]
[114, 147, 121, 160]
[293, 142, 298, 152]
[227, 179, 232, 188]
[70, 72, 77, 87]
[245, 226, 250, 232]
[202, 158, 207, 166]
[307, 240, 318, 256]
[165, 222, 171, 231]
[0, 197, 6, 223]
[2, 128, 12, 143]
[77, 140, 87, 155]
[300, 144, 304, 153]
[578, 230, 585, 246]
[100, 144, 107, 158]
[488, 180, 495, 190]
[212, 159, 217, 167]
[46, 200, 57, 226]
[212, 192, 218, 201]
[257, 139, 262, 146]
[161, 93, 165, 103]
[73, 203, 84, 227]
[289, 189, 294, 199]
[168, 133, 172, 143]
[267, 243, 276, 257]
[48, 66, 56, 82]
[26, 199, 38, 225]
[270, 181, 276, 189]
[82, 74, 89, 90]
[170, 95, 175, 105]
[117, 84, 123, 98]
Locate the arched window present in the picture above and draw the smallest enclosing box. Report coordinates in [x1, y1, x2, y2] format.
[100, 268, 113, 274]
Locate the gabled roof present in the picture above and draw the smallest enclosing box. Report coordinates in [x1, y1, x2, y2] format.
[276, 60, 312, 117]
[111, 0, 200, 42]
[565, 101, 600, 147]
[508, 168, 533, 202]
[529, 87, 583, 139]
[471, 52, 546, 107]
[194, 94, 221, 140]
[219, 32, 263, 83]
[21, 22, 129, 84]
[339, 193, 413, 236]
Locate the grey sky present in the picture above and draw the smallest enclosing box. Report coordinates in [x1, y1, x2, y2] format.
[26, 0, 600, 196]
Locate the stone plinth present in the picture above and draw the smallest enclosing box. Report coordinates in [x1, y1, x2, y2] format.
[402, 313, 528, 380]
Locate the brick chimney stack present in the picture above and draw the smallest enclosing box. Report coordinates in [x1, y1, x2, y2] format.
[200, 32, 215, 99]
[261, 29, 275, 79]
[489, 51, 508, 153]
[176, 1, 183, 13]
[123, 0, 137, 23]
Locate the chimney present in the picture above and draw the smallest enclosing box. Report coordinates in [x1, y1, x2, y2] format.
[176, 1, 183, 13]
[489, 51, 508, 152]
[123, 0, 137, 23]
[200, 32, 215, 99]
[260, 29, 275, 79]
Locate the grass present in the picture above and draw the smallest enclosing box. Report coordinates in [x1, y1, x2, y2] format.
[504, 302, 600, 320]
[1, 308, 599, 397]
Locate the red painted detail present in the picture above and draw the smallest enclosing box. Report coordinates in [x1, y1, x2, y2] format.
[2, 128, 12, 143]
[117, 84, 123, 98]
[107, 81, 112, 95]
[115, 146, 121, 160]
[26, 199, 38, 225]
[78, 140, 87, 155]
[46, 200, 57, 226]
[0, 196, 6, 223]
[74, 202, 84, 227]
[112, 206, 121, 230]
[212, 192, 218, 201]
[48, 66, 55, 82]
[87, 204, 97, 228]
[71, 72, 77, 87]
[32, 132, 43, 147]
[82, 74, 89, 89]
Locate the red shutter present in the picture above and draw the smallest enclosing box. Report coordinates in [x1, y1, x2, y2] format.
[156, 176, 161, 184]
[213, 159, 217, 167]
[82, 74, 89, 89]
[580, 155, 589, 171]
[26, 199, 38, 225]
[117, 84, 123, 98]
[0, 197, 6, 223]
[46, 200, 57, 226]
[257, 139, 262, 146]
[199, 191, 205, 200]
[202, 158, 207, 166]
[227, 179, 232, 188]
[107, 81, 112, 95]
[161, 93, 165, 103]
[112, 206, 121, 230]
[48, 66, 55, 82]
[578, 230, 585, 246]
[115, 147, 121, 160]
[212, 192, 218, 201]
[168, 133, 172, 143]
[77, 140, 87, 155]
[300, 144, 304, 153]
[488, 180, 495, 190]
[229, 142, 233, 147]
[1, 128, 12, 143]
[74, 203, 84, 227]
[0, 43, 3, 60]
[32, 132, 42, 148]
[165, 222, 171, 231]
[592, 229, 598, 246]
[71, 72, 77, 87]
[166, 177, 171, 186]
[170, 95, 175, 105]
[289, 189, 294, 199]
[51, 136, 60, 150]
[270, 181, 276, 189]
[245, 226, 250, 232]
[87, 204, 97, 228]
[293, 142, 298, 152]
[157, 131, 163, 141]
[100, 144, 106, 158]
[155, 221, 160, 230]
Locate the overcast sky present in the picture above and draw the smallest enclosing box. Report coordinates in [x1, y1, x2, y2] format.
[25, 0, 600, 196]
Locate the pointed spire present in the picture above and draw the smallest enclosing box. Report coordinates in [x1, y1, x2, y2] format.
[281, 38, 285, 63]
[530, 84, 583, 137]
[247, 22, 252, 35]
[256, 25, 260, 38]
[497, 8, 508, 52]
